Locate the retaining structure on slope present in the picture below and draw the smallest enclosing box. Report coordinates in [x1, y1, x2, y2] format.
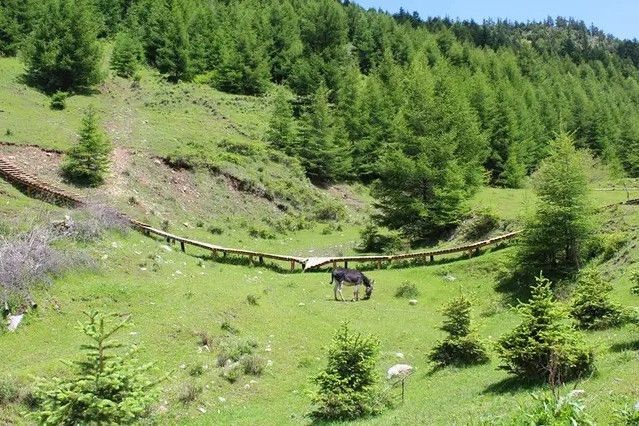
[1, 157, 635, 271]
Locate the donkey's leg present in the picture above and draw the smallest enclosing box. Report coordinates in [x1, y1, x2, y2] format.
[334, 282, 339, 301]
[353, 284, 359, 301]
[338, 282, 346, 301]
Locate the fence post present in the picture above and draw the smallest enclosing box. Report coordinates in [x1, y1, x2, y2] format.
[290, 260, 295, 271]
[429, 255, 434, 262]
[180, 241, 185, 252]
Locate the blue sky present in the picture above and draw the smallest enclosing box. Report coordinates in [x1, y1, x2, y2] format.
[354, 0, 639, 40]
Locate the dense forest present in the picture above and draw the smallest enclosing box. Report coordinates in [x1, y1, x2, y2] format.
[3, 0, 639, 238]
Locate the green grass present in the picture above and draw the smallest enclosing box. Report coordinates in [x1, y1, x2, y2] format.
[0, 191, 637, 425]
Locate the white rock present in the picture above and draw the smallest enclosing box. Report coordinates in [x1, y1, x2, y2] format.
[161, 245, 172, 252]
[198, 407, 207, 414]
[179, 364, 186, 369]
[111, 242, 119, 248]
[249, 380, 257, 384]
[7, 314, 23, 332]
[634, 401, 639, 411]
[409, 299, 418, 305]
[140, 267, 147, 271]
[175, 270, 183, 275]
[244, 384, 251, 389]
[395, 352, 404, 359]
[218, 396, 226, 403]
[443, 273, 456, 282]
[266, 360, 273, 367]
[387, 364, 413, 380]
[298, 302, 305, 306]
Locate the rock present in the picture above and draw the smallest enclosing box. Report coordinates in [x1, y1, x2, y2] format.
[161, 245, 172, 252]
[298, 302, 305, 307]
[634, 401, 639, 411]
[387, 364, 413, 380]
[7, 314, 23, 332]
[153, 158, 162, 165]
[395, 352, 404, 359]
[179, 364, 186, 369]
[218, 396, 226, 403]
[266, 360, 273, 367]
[198, 407, 207, 414]
[249, 380, 257, 384]
[244, 384, 251, 389]
[443, 273, 456, 282]
[175, 270, 183, 275]
[140, 267, 147, 271]
[409, 299, 418, 305]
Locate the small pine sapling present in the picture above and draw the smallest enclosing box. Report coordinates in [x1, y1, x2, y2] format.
[570, 268, 627, 329]
[429, 294, 489, 366]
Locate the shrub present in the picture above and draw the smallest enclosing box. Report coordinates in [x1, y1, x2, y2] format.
[459, 208, 499, 241]
[616, 401, 639, 425]
[61, 107, 112, 187]
[359, 224, 405, 254]
[248, 225, 275, 240]
[309, 323, 385, 421]
[394, 281, 420, 299]
[30, 311, 159, 425]
[429, 295, 489, 366]
[570, 268, 627, 330]
[178, 383, 202, 405]
[593, 232, 627, 260]
[313, 200, 346, 222]
[50, 91, 67, 110]
[246, 294, 259, 306]
[497, 275, 594, 381]
[241, 354, 267, 376]
[631, 271, 639, 296]
[513, 391, 594, 425]
[0, 377, 21, 405]
[208, 226, 223, 235]
[189, 364, 205, 377]
[216, 337, 258, 367]
[66, 203, 129, 242]
[111, 32, 142, 78]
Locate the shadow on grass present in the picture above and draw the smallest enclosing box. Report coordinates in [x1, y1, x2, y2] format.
[482, 375, 545, 395]
[610, 340, 639, 352]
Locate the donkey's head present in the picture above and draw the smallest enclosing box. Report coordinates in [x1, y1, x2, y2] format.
[364, 280, 374, 299]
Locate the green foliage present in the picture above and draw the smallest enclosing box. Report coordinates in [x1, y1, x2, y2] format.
[265, 88, 296, 154]
[458, 208, 499, 241]
[49, 91, 67, 110]
[30, 311, 158, 425]
[632, 271, 639, 296]
[309, 322, 385, 421]
[570, 268, 627, 330]
[111, 31, 142, 78]
[23, 0, 102, 92]
[216, 337, 258, 367]
[358, 224, 405, 254]
[429, 295, 489, 366]
[312, 199, 345, 222]
[394, 281, 420, 299]
[616, 401, 639, 425]
[513, 391, 594, 426]
[240, 354, 266, 376]
[518, 132, 594, 279]
[497, 275, 594, 381]
[61, 107, 112, 187]
[593, 231, 628, 261]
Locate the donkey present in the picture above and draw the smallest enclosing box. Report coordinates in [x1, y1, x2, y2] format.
[329, 268, 374, 301]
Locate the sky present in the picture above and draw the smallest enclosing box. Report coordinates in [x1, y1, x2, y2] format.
[354, 0, 639, 40]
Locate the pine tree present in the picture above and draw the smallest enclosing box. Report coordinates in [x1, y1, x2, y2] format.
[23, 0, 102, 92]
[265, 88, 296, 154]
[62, 107, 112, 187]
[429, 295, 489, 366]
[155, 0, 191, 82]
[297, 84, 351, 183]
[518, 132, 594, 279]
[570, 268, 627, 330]
[309, 323, 384, 421]
[266, 0, 302, 83]
[111, 31, 142, 78]
[31, 311, 159, 424]
[497, 275, 594, 381]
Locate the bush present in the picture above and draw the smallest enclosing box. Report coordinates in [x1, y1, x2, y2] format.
[216, 337, 258, 367]
[178, 383, 202, 405]
[616, 401, 639, 425]
[30, 311, 159, 425]
[359, 224, 405, 254]
[0, 377, 20, 405]
[394, 281, 420, 299]
[248, 225, 275, 240]
[50, 92, 67, 110]
[497, 275, 594, 381]
[570, 268, 627, 330]
[111, 32, 142, 78]
[241, 354, 266, 376]
[593, 232, 627, 260]
[313, 200, 346, 222]
[513, 391, 594, 425]
[429, 295, 489, 367]
[66, 203, 129, 242]
[246, 294, 259, 306]
[458, 208, 499, 241]
[61, 107, 112, 187]
[208, 226, 223, 235]
[631, 271, 639, 296]
[309, 323, 385, 421]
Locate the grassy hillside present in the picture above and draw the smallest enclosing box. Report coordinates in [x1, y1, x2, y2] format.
[0, 183, 637, 425]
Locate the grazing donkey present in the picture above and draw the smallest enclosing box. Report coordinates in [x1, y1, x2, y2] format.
[329, 268, 374, 301]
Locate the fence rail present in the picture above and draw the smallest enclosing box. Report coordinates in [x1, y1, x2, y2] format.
[1, 157, 636, 271]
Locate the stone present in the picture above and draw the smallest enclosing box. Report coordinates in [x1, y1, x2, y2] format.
[387, 364, 413, 380]
[395, 352, 404, 359]
[161, 245, 172, 252]
[409, 299, 418, 305]
[298, 302, 305, 306]
[198, 407, 207, 414]
[7, 314, 23, 332]
[218, 396, 226, 403]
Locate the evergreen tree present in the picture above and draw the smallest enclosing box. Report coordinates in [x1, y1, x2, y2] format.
[31, 311, 159, 424]
[111, 31, 142, 78]
[0, 0, 33, 56]
[570, 268, 627, 330]
[62, 107, 112, 187]
[429, 295, 489, 367]
[497, 275, 594, 381]
[155, 0, 191, 82]
[266, 0, 302, 83]
[309, 323, 384, 421]
[518, 132, 594, 279]
[297, 84, 351, 183]
[23, 0, 102, 92]
[265, 88, 296, 154]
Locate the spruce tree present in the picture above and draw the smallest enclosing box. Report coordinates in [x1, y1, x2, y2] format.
[570, 268, 627, 330]
[297, 84, 351, 183]
[111, 31, 142, 78]
[265, 88, 296, 155]
[155, 0, 191, 82]
[429, 295, 489, 367]
[23, 0, 102, 92]
[518, 132, 594, 279]
[497, 275, 594, 381]
[62, 107, 112, 187]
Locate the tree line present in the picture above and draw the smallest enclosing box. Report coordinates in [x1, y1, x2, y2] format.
[3, 0, 639, 238]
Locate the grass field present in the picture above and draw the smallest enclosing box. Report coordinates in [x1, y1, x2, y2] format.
[0, 185, 637, 425]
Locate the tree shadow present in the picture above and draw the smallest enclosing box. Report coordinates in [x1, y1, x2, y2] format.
[610, 340, 639, 352]
[482, 375, 545, 395]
